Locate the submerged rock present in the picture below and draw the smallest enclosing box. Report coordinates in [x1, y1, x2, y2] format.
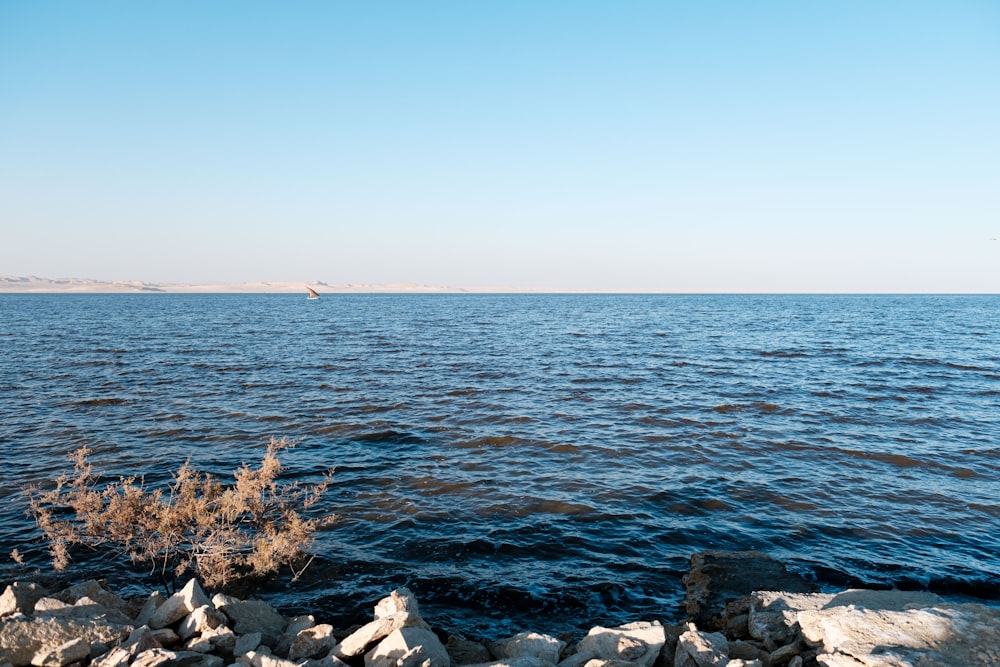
[682, 551, 816, 632]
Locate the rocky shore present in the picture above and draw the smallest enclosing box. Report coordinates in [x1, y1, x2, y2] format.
[2, 552, 998, 667]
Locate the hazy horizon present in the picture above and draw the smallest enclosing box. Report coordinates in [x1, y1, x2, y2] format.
[2, 2, 998, 292]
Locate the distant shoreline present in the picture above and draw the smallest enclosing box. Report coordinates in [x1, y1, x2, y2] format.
[0, 276, 493, 294]
[2, 276, 997, 295]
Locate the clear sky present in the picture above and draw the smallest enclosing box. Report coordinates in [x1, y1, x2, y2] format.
[1, 1, 998, 292]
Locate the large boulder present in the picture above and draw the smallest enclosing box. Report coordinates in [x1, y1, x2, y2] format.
[490, 631, 565, 664]
[54, 579, 126, 611]
[673, 623, 730, 667]
[682, 551, 815, 631]
[0, 615, 131, 667]
[148, 579, 212, 630]
[211, 596, 287, 646]
[560, 621, 665, 667]
[334, 589, 432, 659]
[365, 626, 451, 667]
[751, 589, 1000, 667]
[0, 583, 50, 617]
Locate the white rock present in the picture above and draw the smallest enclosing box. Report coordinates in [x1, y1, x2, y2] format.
[55, 580, 125, 610]
[202, 625, 238, 654]
[491, 632, 565, 664]
[0, 615, 132, 667]
[123, 626, 162, 653]
[132, 647, 224, 666]
[91, 646, 132, 667]
[30, 638, 89, 667]
[300, 655, 352, 667]
[374, 589, 421, 619]
[365, 626, 450, 667]
[241, 649, 301, 667]
[33, 596, 132, 625]
[148, 579, 212, 630]
[178, 605, 228, 640]
[754, 589, 1000, 667]
[560, 622, 665, 667]
[673, 623, 729, 667]
[32, 599, 71, 614]
[335, 613, 431, 658]
[0, 583, 49, 617]
[288, 624, 338, 660]
[275, 614, 316, 657]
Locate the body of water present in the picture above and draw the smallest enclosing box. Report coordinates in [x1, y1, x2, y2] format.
[1, 293, 998, 636]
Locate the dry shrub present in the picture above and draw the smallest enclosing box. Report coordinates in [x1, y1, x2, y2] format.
[25, 437, 334, 590]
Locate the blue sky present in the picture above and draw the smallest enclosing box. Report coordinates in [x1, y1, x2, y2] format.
[1, 1, 997, 291]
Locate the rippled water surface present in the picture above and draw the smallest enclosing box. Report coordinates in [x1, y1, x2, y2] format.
[1, 294, 998, 635]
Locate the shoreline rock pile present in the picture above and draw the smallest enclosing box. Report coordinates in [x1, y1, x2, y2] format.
[1, 552, 998, 667]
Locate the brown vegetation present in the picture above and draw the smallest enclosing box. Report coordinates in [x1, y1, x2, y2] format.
[25, 437, 334, 590]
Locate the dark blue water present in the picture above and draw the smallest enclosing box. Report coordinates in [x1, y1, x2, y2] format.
[1, 294, 998, 636]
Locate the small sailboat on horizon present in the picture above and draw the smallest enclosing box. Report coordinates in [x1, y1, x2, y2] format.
[306, 286, 320, 300]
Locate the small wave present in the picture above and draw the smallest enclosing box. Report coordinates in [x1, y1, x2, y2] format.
[446, 388, 481, 397]
[457, 435, 524, 448]
[355, 430, 425, 445]
[759, 350, 809, 358]
[72, 397, 129, 406]
[711, 402, 784, 414]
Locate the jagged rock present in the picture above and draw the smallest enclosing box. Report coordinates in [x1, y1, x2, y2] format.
[132, 647, 223, 667]
[32, 596, 132, 626]
[200, 625, 237, 654]
[752, 589, 1000, 667]
[490, 632, 565, 664]
[375, 589, 421, 619]
[0, 615, 131, 667]
[768, 641, 801, 665]
[446, 636, 493, 666]
[276, 614, 317, 657]
[91, 647, 132, 667]
[0, 583, 49, 617]
[673, 623, 729, 667]
[54, 580, 125, 610]
[365, 626, 451, 667]
[212, 598, 287, 645]
[32, 599, 70, 614]
[123, 626, 163, 653]
[725, 640, 767, 664]
[798, 592, 1000, 666]
[560, 622, 665, 667]
[748, 591, 822, 647]
[302, 654, 352, 667]
[683, 551, 815, 631]
[150, 627, 181, 648]
[288, 624, 338, 660]
[148, 579, 212, 630]
[335, 610, 431, 658]
[133, 592, 165, 627]
[29, 638, 89, 667]
[235, 631, 263, 656]
[178, 604, 228, 640]
[241, 649, 301, 667]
